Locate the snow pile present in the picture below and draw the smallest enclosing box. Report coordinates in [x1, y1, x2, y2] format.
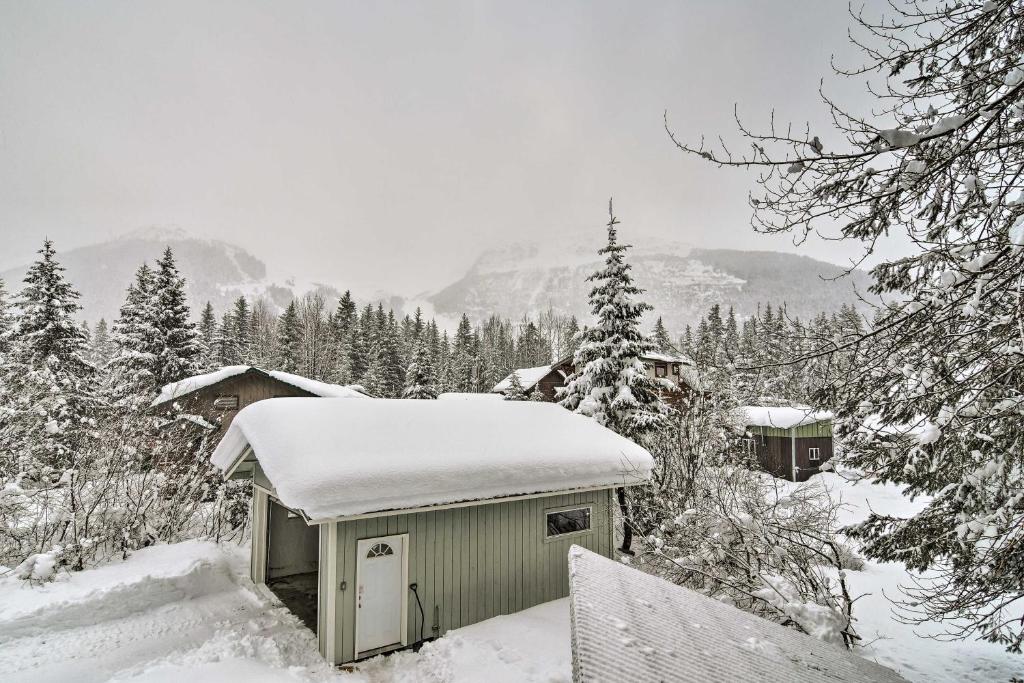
[151, 366, 366, 407]
[741, 405, 833, 429]
[212, 398, 653, 520]
[492, 365, 556, 393]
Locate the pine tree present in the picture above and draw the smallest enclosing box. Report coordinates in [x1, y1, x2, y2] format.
[402, 340, 436, 399]
[151, 248, 202, 386]
[89, 319, 115, 368]
[559, 204, 670, 553]
[451, 314, 475, 392]
[275, 301, 303, 373]
[197, 302, 217, 369]
[503, 370, 528, 401]
[231, 296, 251, 364]
[1, 240, 96, 473]
[652, 316, 674, 353]
[331, 291, 358, 382]
[0, 278, 13, 357]
[214, 312, 238, 366]
[106, 264, 160, 408]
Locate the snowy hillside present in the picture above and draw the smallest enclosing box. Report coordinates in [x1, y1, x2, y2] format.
[1, 472, 1020, 683]
[428, 234, 875, 331]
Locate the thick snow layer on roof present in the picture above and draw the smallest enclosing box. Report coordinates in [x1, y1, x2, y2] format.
[264, 370, 366, 399]
[741, 405, 833, 429]
[151, 366, 365, 406]
[492, 365, 556, 393]
[437, 392, 505, 401]
[567, 546, 906, 683]
[151, 366, 251, 406]
[212, 398, 653, 520]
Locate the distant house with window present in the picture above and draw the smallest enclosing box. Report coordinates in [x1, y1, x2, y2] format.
[150, 365, 368, 432]
[211, 398, 653, 666]
[739, 406, 834, 482]
[492, 351, 701, 405]
[567, 545, 906, 683]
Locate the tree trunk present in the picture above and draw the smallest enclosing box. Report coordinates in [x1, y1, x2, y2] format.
[616, 487, 634, 555]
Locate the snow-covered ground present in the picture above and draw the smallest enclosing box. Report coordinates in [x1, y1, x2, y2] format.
[0, 541, 569, 682]
[1, 473, 1022, 682]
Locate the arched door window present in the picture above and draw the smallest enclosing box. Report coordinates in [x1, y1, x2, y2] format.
[367, 542, 394, 558]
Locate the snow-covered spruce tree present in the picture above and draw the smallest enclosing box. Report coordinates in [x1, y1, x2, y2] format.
[402, 340, 437, 399]
[671, 0, 1024, 649]
[651, 316, 675, 354]
[105, 264, 160, 410]
[151, 248, 202, 387]
[503, 370, 529, 401]
[276, 300, 303, 373]
[197, 302, 217, 369]
[1, 240, 97, 475]
[559, 201, 671, 552]
[89, 319, 115, 368]
[0, 277, 14, 357]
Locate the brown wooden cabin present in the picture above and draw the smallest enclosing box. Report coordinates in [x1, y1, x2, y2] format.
[492, 352, 701, 408]
[738, 406, 834, 482]
[150, 365, 368, 434]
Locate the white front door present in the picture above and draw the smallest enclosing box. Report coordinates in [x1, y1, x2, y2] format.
[355, 534, 406, 655]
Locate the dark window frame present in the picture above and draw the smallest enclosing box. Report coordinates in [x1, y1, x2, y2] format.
[808, 447, 821, 461]
[655, 364, 667, 377]
[544, 504, 593, 541]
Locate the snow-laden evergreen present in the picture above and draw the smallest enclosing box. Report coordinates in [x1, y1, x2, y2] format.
[151, 248, 202, 386]
[0, 240, 97, 474]
[402, 340, 437, 399]
[105, 264, 161, 409]
[559, 203, 671, 440]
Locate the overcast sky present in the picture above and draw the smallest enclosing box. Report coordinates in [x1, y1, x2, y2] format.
[1, 1, 885, 294]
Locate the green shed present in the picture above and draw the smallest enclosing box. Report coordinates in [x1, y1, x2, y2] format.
[739, 406, 835, 482]
[211, 397, 653, 666]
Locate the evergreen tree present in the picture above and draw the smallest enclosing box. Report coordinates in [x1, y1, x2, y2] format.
[275, 301, 303, 373]
[106, 264, 160, 408]
[214, 312, 238, 366]
[89, 319, 115, 368]
[230, 296, 251, 364]
[0, 278, 13, 357]
[559, 204, 670, 553]
[331, 291, 358, 382]
[402, 341, 436, 399]
[197, 302, 217, 369]
[652, 316, 674, 353]
[451, 314, 476, 392]
[503, 370, 528, 401]
[1, 240, 96, 473]
[151, 248, 202, 386]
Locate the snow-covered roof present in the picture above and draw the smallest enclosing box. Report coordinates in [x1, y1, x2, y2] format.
[643, 351, 694, 365]
[741, 406, 834, 429]
[151, 366, 367, 407]
[437, 392, 505, 401]
[211, 398, 653, 521]
[492, 365, 557, 393]
[567, 546, 906, 683]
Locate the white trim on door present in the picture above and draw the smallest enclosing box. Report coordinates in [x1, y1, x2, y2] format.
[354, 533, 409, 658]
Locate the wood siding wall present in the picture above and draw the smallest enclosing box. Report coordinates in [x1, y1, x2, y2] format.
[159, 370, 315, 432]
[319, 489, 615, 664]
[746, 421, 834, 482]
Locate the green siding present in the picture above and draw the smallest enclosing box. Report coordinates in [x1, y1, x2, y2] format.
[325, 489, 613, 664]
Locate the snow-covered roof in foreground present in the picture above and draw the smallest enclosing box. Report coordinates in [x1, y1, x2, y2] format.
[437, 392, 505, 401]
[567, 546, 906, 683]
[492, 365, 557, 393]
[151, 366, 367, 407]
[212, 398, 653, 521]
[741, 406, 834, 429]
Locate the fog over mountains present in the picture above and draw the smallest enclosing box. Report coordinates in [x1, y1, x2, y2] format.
[1, 229, 874, 333]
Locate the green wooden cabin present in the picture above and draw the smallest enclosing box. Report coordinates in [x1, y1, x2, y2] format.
[740, 406, 834, 482]
[212, 398, 653, 666]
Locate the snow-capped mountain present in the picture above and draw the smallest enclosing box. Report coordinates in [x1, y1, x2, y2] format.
[1, 227, 315, 323]
[427, 234, 874, 331]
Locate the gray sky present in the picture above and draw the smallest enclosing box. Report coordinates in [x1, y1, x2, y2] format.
[1, 0, 882, 294]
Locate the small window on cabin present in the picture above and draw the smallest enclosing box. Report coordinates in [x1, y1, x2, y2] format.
[655, 364, 667, 377]
[546, 507, 591, 538]
[213, 395, 239, 410]
[367, 543, 394, 558]
[808, 447, 821, 462]
[671, 363, 680, 375]
[741, 438, 756, 455]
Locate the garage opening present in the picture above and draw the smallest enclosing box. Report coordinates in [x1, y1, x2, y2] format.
[266, 499, 320, 633]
